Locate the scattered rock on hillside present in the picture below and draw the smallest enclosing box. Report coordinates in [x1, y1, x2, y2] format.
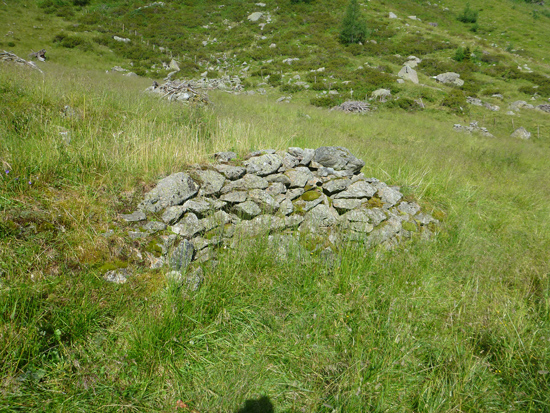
[511, 127, 531, 140]
[1, 50, 43, 73]
[331, 100, 372, 113]
[466, 97, 500, 111]
[113, 36, 131, 43]
[248, 12, 264, 22]
[435, 72, 464, 86]
[389, 12, 398, 19]
[398, 65, 419, 84]
[537, 104, 550, 113]
[510, 100, 534, 111]
[453, 121, 494, 137]
[371, 88, 392, 102]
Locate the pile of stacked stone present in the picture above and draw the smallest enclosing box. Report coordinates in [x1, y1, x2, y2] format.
[145, 80, 210, 104]
[331, 101, 373, 113]
[115, 146, 438, 287]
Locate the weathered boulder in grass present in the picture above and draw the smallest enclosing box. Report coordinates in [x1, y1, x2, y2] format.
[313, 146, 365, 173]
[398, 65, 419, 84]
[435, 72, 464, 87]
[511, 127, 531, 140]
[139, 173, 199, 213]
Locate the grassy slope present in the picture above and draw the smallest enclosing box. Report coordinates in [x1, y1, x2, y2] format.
[2, 1, 550, 412]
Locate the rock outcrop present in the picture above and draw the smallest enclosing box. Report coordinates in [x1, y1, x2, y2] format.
[114, 147, 439, 287]
[1, 50, 43, 73]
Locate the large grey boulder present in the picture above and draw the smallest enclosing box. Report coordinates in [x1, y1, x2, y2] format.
[537, 104, 550, 113]
[398, 65, 419, 84]
[139, 173, 199, 213]
[312, 147, 365, 173]
[244, 153, 282, 176]
[248, 12, 264, 22]
[511, 127, 531, 140]
[510, 100, 534, 111]
[435, 72, 464, 87]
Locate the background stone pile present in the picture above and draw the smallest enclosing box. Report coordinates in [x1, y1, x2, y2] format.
[114, 146, 438, 288]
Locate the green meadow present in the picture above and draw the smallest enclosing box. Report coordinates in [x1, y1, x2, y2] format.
[2, 0, 550, 411]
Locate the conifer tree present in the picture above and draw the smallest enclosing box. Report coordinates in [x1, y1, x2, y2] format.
[339, 0, 368, 45]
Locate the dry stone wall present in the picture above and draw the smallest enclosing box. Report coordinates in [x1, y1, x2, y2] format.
[115, 146, 438, 287]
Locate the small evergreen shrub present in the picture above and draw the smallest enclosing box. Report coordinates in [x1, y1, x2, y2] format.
[310, 95, 339, 108]
[339, 0, 368, 45]
[280, 84, 305, 93]
[457, 3, 478, 23]
[440, 89, 468, 113]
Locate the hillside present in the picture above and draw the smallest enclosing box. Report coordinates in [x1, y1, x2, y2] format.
[2, 0, 550, 411]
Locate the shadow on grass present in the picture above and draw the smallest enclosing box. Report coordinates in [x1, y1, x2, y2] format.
[235, 396, 274, 413]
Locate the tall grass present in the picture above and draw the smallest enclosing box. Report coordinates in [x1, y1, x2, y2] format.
[1, 64, 550, 411]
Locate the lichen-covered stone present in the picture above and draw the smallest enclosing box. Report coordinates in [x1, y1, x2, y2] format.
[171, 213, 203, 238]
[139, 172, 199, 213]
[333, 181, 376, 199]
[183, 198, 212, 217]
[398, 202, 421, 216]
[214, 151, 237, 163]
[302, 204, 338, 229]
[214, 164, 246, 180]
[265, 182, 287, 196]
[377, 185, 403, 207]
[244, 153, 282, 176]
[191, 169, 226, 196]
[221, 174, 269, 193]
[220, 191, 248, 204]
[162, 206, 187, 225]
[313, 146, 365, 173]
[232, 200, 262, 219]
[248, 189, 280, 213]
[288, 147, 314, 166]
[266, 173, 291, 186]
[323, 178, 351, 195]
[201, 210, 232, 232]
[285, 188, 305, 200]
[143, 221, 167, 234]
[285, 167, 314, 188]
[169, 239, 194, 271]
[120, 211, 146, 222]
[333, 198, 362, 213]
[279, 198, 294, 216]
